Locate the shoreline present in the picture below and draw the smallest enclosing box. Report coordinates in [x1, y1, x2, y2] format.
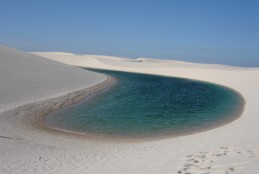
[37, 69, 246, 142]
[33, 75, 117, 138]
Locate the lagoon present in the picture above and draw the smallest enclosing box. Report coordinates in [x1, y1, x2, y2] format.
[44, 69, 243, 137]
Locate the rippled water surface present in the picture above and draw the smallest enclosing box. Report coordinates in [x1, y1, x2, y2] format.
[45, 69, 243, 137]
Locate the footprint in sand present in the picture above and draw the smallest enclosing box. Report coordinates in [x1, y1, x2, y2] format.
[178, 146, 258, 174]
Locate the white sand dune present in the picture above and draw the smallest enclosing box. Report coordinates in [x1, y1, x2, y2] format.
[0, 47, 108, 113]
[0, 46, 258, 174]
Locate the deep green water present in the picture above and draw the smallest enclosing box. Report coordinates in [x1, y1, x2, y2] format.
[45, 69, 243, 137]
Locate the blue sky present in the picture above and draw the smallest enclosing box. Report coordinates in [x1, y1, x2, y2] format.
[0, 0, 258, 67]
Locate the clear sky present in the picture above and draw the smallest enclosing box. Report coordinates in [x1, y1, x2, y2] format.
[0, 0, 258, 67]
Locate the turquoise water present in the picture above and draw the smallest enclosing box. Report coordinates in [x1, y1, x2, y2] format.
[45, 69, 243, 137]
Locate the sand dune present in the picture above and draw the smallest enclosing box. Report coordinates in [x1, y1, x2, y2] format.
[0, 47, 108, 112]
[0, 46, 258, 174]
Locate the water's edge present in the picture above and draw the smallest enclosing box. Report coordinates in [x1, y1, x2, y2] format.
[33, 75, 117, 135]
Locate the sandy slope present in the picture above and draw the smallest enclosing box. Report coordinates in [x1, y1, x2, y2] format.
[0, 47, 108, 113]
[0, 47, 258, 174]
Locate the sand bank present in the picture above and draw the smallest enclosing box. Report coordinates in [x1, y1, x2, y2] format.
[0, 46, 258, 174]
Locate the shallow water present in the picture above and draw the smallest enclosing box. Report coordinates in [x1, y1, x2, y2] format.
[45, 69, 243, 137]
